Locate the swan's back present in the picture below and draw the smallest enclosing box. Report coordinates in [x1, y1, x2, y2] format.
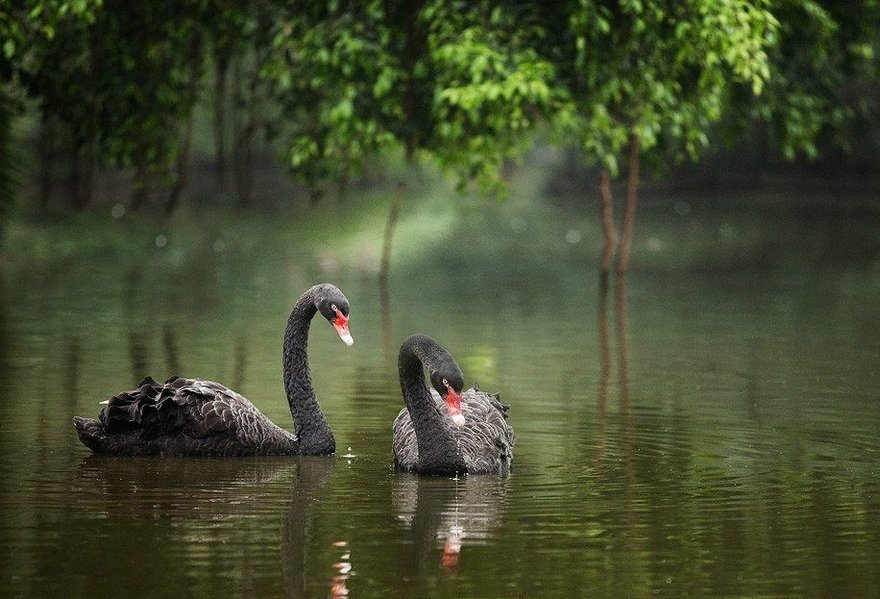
[73, 376, 298, 456]
[393, 386, 516, 475]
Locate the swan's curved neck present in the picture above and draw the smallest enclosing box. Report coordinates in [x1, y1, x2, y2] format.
[398, 336, 466, 475]
[283, 288, 335, 454]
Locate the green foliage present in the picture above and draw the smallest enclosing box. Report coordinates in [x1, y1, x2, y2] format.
[2, 0, 879, 211]
[735, 0, 880, 161]
[425, 1, 561, 193]
[264, 0, 561, 195]
[264, 1, 395, 194]
[546, 0, 776, 174]
[0, 0, 103, 212]
[0, 0, 102, 71]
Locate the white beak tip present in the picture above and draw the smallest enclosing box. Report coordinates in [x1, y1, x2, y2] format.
[340, 333, 354, 346]
[451, 413, 466, 427]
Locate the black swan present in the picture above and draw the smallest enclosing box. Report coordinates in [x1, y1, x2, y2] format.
[73, 283, 353, 456]
[392, 334, 515, 476]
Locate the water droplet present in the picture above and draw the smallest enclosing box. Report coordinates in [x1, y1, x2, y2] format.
[213, 239, 225, 253]
[565, 228, 582, 244]
[111, 203, 125, 220]
[155, 234, 168, 248]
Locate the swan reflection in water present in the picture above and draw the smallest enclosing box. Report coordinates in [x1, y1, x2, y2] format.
[74, 454, 298, 518]
[75, 456, 344, 598]
[281, 458, 344, 599]
[392, 474, 508, 576]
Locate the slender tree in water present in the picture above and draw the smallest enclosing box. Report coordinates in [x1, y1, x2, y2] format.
[535, 1, 775, 273]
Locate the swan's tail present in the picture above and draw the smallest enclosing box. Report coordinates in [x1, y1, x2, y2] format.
[73, 416, 113, 453]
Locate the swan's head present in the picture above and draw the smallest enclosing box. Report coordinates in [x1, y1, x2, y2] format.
[315, 285, 353, 346]
[430, 366, 465, 427]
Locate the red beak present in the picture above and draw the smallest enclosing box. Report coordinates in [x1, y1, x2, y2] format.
[333, 312, 353, 346]
[445, 385, 465, 426]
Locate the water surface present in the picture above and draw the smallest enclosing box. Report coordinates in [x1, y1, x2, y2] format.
[1, 191, 879, 598]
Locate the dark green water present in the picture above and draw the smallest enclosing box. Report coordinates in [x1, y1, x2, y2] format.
[1, 191, 879, 598]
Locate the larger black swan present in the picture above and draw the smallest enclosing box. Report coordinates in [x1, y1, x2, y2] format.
[73, 283, 353, 456]
[392, 334, 515, 476]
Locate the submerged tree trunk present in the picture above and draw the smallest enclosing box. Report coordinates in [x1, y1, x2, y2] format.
[598, 168, 617, 274]
[595, 276, 612, 465]
[616, 133, 640, 274]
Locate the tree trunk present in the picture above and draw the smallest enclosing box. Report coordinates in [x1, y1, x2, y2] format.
[130, 155, 148, 212]
[233, 129, 254, 211]
[214, 56, 228, 192]
[616, 132, 640, 273]
[78, 150, 95, 211]
[598, 168, 616, 273]
[0, 104, 13, 243]
[378, 182, 408, 367]
[166, 118, 193, 217]
[166, 35, 201, 217]
[379, 182, 406, 286]
[232, 53, 257, 211]
[37, 116, 54, 214]
[69, 146, 95, 212]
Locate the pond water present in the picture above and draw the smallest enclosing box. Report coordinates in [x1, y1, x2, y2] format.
[1, 191, 879, 598]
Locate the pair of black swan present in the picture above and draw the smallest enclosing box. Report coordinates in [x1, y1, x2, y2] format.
[73, 283, 515, 475]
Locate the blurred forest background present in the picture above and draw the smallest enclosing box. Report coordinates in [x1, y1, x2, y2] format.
[0, 0, 878, 271]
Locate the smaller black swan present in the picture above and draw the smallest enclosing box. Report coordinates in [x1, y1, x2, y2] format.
[73, 283, 353, 456]
[392, 334, 515, 476]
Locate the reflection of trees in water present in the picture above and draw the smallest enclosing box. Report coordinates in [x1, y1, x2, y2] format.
[124, 267, 150, 381]
[13, 457, 299, 597]
[379, 271, 393, 370]
[594, 274, 633, 477]
[232, 334, 247, 391]
[392, 475, 508, 578]
[281, 457, 336, 599]
[584, 275, 880, 597]
[127, 326, 149, 381]
[348, 362, 400, 452]
[122, 265, 250, 389]
[62, 457, 341, 598]
[162, 323, 181, 375]
[0, 271, 12, 383]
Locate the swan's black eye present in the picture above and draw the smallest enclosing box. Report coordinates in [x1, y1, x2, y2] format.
[331, 304, 338, 313]
[442, 378, 449, 387]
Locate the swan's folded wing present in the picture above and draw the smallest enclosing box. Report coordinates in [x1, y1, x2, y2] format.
[100, 376, 186, 438]
[99, 377, 247, 441]
[176, 381, 246, 439]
